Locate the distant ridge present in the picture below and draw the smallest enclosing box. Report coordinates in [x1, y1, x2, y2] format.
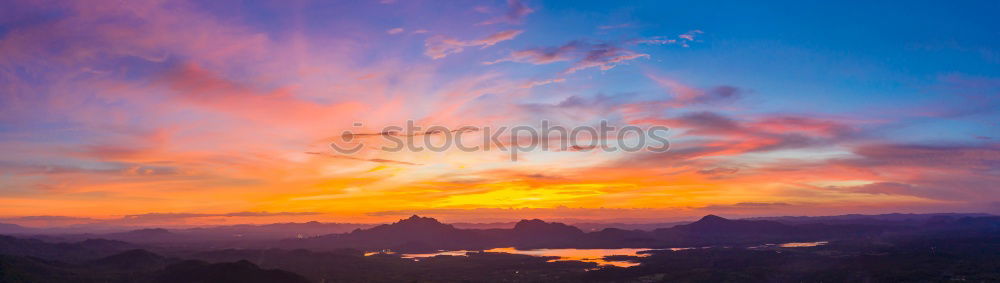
[694, 214, 728, 224]
[747, 213, 994, 224]
[0, 223, 30, 234]
[90, 249, 169, 270]
[5, 213, 996, 253]
[674, 214, 790, 233]
[290, 215, 489, 252]
[1, 214, 997, 282]
[283, 214, 917, 251]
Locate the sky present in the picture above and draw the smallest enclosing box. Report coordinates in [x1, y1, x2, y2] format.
[1, 0, 998, 226]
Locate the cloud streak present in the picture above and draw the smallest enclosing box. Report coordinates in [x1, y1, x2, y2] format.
[123, 211, 323, 221]
[479, 0, 535, 25]
[424, 30, 523, 59]
[1, 0, 996, 223]
[486, 41, 651, 74]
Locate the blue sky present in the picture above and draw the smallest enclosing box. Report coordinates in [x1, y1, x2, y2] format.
[0, 0, 997, 224]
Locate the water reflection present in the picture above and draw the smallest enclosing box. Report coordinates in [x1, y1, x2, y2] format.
[364, 249, 396, 256]
[400, 247, 660, 267]
[389, 241, 829, 267]
[484, 247, 650, 267]
[748, 241, 829, 249]
[401, 250, 475, 259]
[778, 241, 828, 247]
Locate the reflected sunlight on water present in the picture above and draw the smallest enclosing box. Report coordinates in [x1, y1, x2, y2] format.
[401, 250, 476, 258]
[483, 247, 650, 267]
[778, 241, 828, 247]
[387, 242, 828, 267]
[748, 241, 830, 249]
[397, 247, 674, 267]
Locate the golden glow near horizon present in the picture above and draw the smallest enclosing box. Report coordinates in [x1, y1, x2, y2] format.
[1, 0, 997, 227]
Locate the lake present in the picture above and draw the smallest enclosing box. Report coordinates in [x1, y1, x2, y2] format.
[403, 247, 655, 267]
[393, 241, 830, 267]
[779, 241, 828, 247]
[748, 241, 830, 249]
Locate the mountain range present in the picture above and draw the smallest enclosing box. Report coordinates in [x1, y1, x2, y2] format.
[2, 213, 996, 253]
[283, 213, 999, 252]
[1, 213, 998, 282]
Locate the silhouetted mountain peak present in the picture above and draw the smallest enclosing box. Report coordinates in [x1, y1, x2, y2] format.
[666, 214, 791, 235]
[307, 215, 478, 253]
[695, 215, 730, 224]
[514, 219, 547, 227]
[355, 215, 456, 236]
[513, 219, 583, 235]
[396, 215, 445, 226]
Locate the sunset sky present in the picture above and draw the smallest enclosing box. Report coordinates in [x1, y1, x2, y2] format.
[1, 0, 998, 226]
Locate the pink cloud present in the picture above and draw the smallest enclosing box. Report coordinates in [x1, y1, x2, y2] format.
[424, 30, 523, 59]
[386, 27, 405, 35]
[563, 46, 649, 74]
[647, 75, 743, 106]
[487, 41, 649, 73]
[484, 41, 580, 65]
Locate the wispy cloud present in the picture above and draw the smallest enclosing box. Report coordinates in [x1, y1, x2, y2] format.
[123, 211, 323, 221]
[484, 41, 581, 65]
[631, 30, 703, 47]
[486, 41, 651, 74]
[648, 75, 744, 105]
[424, 30, 524, 59]
[479, 0, 535, 25]
[386, 27, 404, 35]
[307, 152, 423, 166]
[1, 0, 995, 223]
[564, 45, 649, 74]
[521, 77, 566, 88]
